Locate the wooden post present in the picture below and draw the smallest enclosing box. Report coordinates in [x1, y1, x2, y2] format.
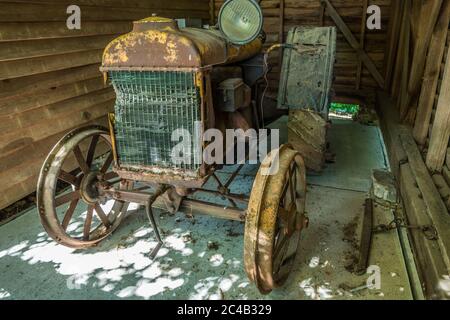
[426, 47, 450, 172]
[394, 0, 411, 114]
[413, 0, 450, 146]
[321, 0, 385, 89]
[356, 0, 368, 90]
[279, 0, 285, 67]
[404, 0, 443, 120]
[397, 20, 411, 118]
[319, 1, 325, 26]
[402, 132, 450, 270]
[210, 0, 215, 26]
[384, 0, 404, 91]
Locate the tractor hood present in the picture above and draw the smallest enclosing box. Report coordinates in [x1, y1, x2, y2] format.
[101, 16, 263, 71]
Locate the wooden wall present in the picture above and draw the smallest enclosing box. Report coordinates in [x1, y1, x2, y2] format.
[0, 0, 395, 209]
[0, 0, 211, 209]
[389, 0, 450, 214]
[214, 0, 393, 102]
[383, 0, 450, 296]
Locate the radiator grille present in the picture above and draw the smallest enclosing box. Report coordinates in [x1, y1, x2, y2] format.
[109, 71, 202, 172]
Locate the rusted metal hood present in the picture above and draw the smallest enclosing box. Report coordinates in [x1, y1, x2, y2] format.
[101, 16, 263, 70]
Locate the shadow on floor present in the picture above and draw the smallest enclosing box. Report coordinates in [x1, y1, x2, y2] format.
[0, 118, 411, 300]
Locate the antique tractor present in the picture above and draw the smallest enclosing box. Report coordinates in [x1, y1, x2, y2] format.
[37, 0, 308, 294]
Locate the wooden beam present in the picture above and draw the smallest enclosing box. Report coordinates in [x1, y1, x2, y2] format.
[413, 0, 450, 146]
[321, 0, 385, 88]
[210, 0, 215, 25]
[397, 1, 411, 116]
[319, 1, 325, 26]
[401, 132, 450, 271]
[0, 63, 101, 100]
[356, 0, 368, 90]
[404, 0, 443, 119]
[426, 46, 450, 172]
[399, 162, 448, 298]
[392, 0, 411, 97]
[410, 0, 422, 44]
[377, 91, 448, 298]
[384, 0, 404, 90]
[279, 0, 285, 67]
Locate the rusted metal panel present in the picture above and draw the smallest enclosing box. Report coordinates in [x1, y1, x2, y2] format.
[278, 26, 337, 119]
[101, 16, 263, 71]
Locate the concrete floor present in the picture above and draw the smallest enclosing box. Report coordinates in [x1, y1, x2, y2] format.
[0, 118, 416, 300]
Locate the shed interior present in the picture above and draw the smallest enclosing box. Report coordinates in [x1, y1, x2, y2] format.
[0, 0, 449, 300]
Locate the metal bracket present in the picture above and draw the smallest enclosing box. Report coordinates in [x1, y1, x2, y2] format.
[145, 185, 169, 259]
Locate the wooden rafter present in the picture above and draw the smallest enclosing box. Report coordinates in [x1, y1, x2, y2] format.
[383, 0, 404, 91]
[392, 0, 410, 98]
[356, 0, 368, 90]
[321, 0, 385, 89]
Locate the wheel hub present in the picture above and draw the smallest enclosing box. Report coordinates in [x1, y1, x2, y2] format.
[80, 171, 101, 204]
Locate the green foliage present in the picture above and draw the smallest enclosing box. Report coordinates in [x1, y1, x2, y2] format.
[330, 103, 360, 115]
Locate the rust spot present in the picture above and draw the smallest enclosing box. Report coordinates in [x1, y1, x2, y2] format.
[164, 40, 178, 63]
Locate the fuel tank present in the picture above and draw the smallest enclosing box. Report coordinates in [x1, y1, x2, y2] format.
[101, 16, 264, 70]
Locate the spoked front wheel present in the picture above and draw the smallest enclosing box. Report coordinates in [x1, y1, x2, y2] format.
[37, 126, 131, 249]
[244, 145, 308, 294]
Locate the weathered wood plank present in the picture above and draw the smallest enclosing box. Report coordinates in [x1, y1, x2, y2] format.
[378, 91, 449, 299]
[355, 0, 368, 90]
[426, 46, 450, 172]
[401, 132, 450, 270]
[391, 0, 410, 96]
[0, 49, 103, 80]
[399, 162, 448, 299]
[321, 0, 385, 88]
[413, 0, 450, 146]
[383, 0, 403, 90]
[404, 0, 443, 120]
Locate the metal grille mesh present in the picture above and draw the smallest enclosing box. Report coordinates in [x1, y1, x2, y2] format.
[109, 71, 201, 172]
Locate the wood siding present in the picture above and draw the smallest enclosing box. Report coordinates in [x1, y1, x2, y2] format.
[0, 0, 211, 209]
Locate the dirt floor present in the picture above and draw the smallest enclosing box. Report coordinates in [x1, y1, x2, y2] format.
[0, 117, 420, 300]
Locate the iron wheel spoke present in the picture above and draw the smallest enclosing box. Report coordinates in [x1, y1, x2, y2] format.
[280, 179, 289, 206]
[273, 235, 290, 274]
[83, 206, 94, 241]
[100, 152, 113, 174]
[55, 190, 80, 207]
[73, 146, 90, 174]
[86, 135, 99, 168]
[94, 203, 111, 227]
[61, 198, 79, 231]
[274, 230, 289, 262]
[288, 170, 296, 208]
[58, 170, 79, 187]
